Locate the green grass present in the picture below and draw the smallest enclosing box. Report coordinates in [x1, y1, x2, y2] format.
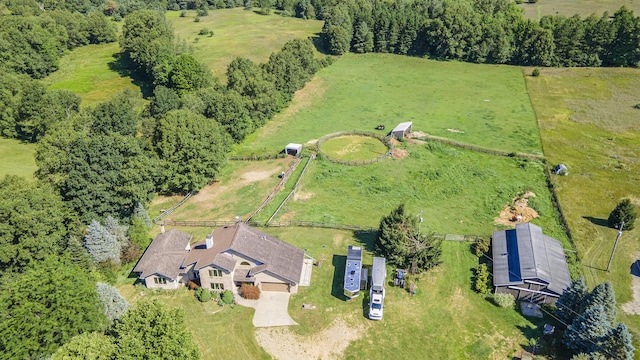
[44, 43, 140, 106]
[0, 138, 36, 179]
[238, 53, 542, 156]
[518, 0, 640, 20]
[274, 142, 569, 242]
[167, 9, 323, 80]
[320, 135, 388, 161]
[525, 66, 640, 344]
[261, 227, 537, 359]
[117, 283, 270, 360]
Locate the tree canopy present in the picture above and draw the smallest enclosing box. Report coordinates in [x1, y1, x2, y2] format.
[608, 198, 637, 230]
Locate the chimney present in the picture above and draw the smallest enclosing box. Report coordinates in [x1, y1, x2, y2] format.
[205, 235, 213, 249]
[160, 223, 165, 234]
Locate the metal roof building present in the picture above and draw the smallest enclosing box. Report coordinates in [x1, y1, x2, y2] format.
[492, 222, 571, 304]
[391, 122, 412, 139]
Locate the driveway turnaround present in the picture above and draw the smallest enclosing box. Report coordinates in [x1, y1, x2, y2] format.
[238, 291, 298, 327]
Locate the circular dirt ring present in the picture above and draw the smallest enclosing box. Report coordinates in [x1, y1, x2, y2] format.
[316, 132, 391, 165]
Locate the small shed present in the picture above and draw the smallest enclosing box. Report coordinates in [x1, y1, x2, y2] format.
[391, 122, 412, 139]
[285, 143, 302, 156]
[554, 164, 568, 176]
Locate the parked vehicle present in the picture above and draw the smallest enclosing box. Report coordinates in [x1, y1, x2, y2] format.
[369, 257, 386, 320]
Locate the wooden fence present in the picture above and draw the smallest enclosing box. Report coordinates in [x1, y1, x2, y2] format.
[267, 154, 316, 224]
[228, 153, 288, 161]
[413, 134, 544, 161]
[152, 190, 196, 223]
[315, 130, 392, 166]
[245, 157, 303, 222]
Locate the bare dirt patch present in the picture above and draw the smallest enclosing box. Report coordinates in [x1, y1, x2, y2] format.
[494, 192, 539, 227]
[446, 128, 465, 133]
[411, 131, 429, 138]
[242, 169, 279, 183]
[392, 148, 409, 159]
[254, 318, 366, 360]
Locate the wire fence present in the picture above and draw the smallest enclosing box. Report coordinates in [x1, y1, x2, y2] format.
[245, 157, 303, 222]
[267, 154, 316, 224]
[228, 153, 288, 161]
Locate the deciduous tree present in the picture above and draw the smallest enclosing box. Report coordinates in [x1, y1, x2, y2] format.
[52, 332, 116, 360]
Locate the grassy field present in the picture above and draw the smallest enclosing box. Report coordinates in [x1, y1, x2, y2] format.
[525, 66, 640, 341]
[44, 43, 141, 106]
[167, 9, 323, 80]
[319, 135, 388, 161]
[0, 138, 37, 179]
[273, 142, 569, 241]
[519, 0, 640, 19]
[238, 53, 541, 156]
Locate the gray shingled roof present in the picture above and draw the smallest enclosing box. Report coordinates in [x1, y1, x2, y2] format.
[492, 223, 571, 295]
[184, 223, 304, 285]
[133, 229, 192, 280]
[229, 224, 304, 284]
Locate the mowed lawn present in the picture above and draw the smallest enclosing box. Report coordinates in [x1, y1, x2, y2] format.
[44, 43, 141, 106]
[518, 0, 640, 20]
[167, 9, 323, 80]
[0, 138, 37, 179]
[525, 67, 640, 337]
[262, 227, 535, 359]
[238, 53, 541, 155]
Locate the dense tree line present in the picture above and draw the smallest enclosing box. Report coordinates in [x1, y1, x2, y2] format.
[319, 0, 640, 67]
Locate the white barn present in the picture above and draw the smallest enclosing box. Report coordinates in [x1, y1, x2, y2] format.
[391, 122, 412, 139]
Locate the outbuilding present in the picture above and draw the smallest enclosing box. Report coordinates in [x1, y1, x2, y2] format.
[391, 122, 412, 139]
[492, 222, 571, 304]
[285, 143, 303, 156]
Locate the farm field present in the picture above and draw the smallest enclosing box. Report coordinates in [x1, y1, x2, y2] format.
[518, 0, 640, 19]
[525, 67, 640, 338]
[0, 138, 37, 179]
[167, 9, 323, 80]
[238, 53, 542, 156]
[44, 43, 141, 106]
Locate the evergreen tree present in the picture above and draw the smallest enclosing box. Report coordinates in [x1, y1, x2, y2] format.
[377, 204, 442, 274]
[600, 323, 635, 360]
[353, 21, 374, 53]
[65, 236, 94, 269]
[84, 220, 121, 264]
[96, 282, 130, 324]
[0, 255, 107, 358]
[104, 215, 130, 250]
[608, 198, 636, 230]
[586, 282, 617, 325]
[556, 277, 590, 326]
[563, 305, 611, 355]
[133, 202, 153, 229]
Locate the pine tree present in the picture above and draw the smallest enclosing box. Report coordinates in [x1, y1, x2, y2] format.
[133, 202, 152, 229]
[104, 216, 129, 249]
[608, 198, 636, 230]
[96, 282, 130, 324]
[556, 277, 589, 326]
[563, 305, 611, 355]
[586, 282, 617, 325]
[84, 220, 121, 264]
[600, 323, 635, 360]
[65, 236, 93, 269]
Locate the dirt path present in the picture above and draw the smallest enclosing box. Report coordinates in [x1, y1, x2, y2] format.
[254, 318, 365, 360]
[622, 259, 640, 315]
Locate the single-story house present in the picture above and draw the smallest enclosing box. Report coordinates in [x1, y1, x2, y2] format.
[285, 143, 303, 156]
[492, 222, 571, 304]
[391, 121, 412, 139]
[133, 223, 306, 294]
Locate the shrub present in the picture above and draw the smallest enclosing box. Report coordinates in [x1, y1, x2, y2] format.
[474, 263, 490, 294]
[194, 16, 200, 22]
[493, 293, 515, 308]
[198, 28, 212, 36]
[240, 283, 261, 300]
[634, 103, 640, 109]
[474, 237, 490, 257]
[180, 10, 187, 17]
[221, 289, 234, 304]
[188, 281, 200, 290]
[196, 8, 208, 16]
[532, 68, 540, 76]
[97, 260, 120, 284]
[120, 243, 142, 264]
[608, 198, 636, 230]
[195, 287, 212, 302]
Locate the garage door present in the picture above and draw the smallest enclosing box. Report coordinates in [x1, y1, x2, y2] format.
[261, 282, 289, 292]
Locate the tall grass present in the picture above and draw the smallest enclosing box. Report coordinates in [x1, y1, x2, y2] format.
[238, 53, 541, 155]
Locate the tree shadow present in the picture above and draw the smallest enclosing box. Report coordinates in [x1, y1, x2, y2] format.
[353, 230, 377, 253]
[310, 32, 330, 55]
[331, 254, 347, 300]
[107, 52, 154, 98]
[582, 216, 609, 228]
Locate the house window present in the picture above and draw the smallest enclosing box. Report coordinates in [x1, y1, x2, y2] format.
[210, 283, 224, 290]
[154, 277, 167, 285]
[240, 261, 250, 266]
[209, 269, 222, 277]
